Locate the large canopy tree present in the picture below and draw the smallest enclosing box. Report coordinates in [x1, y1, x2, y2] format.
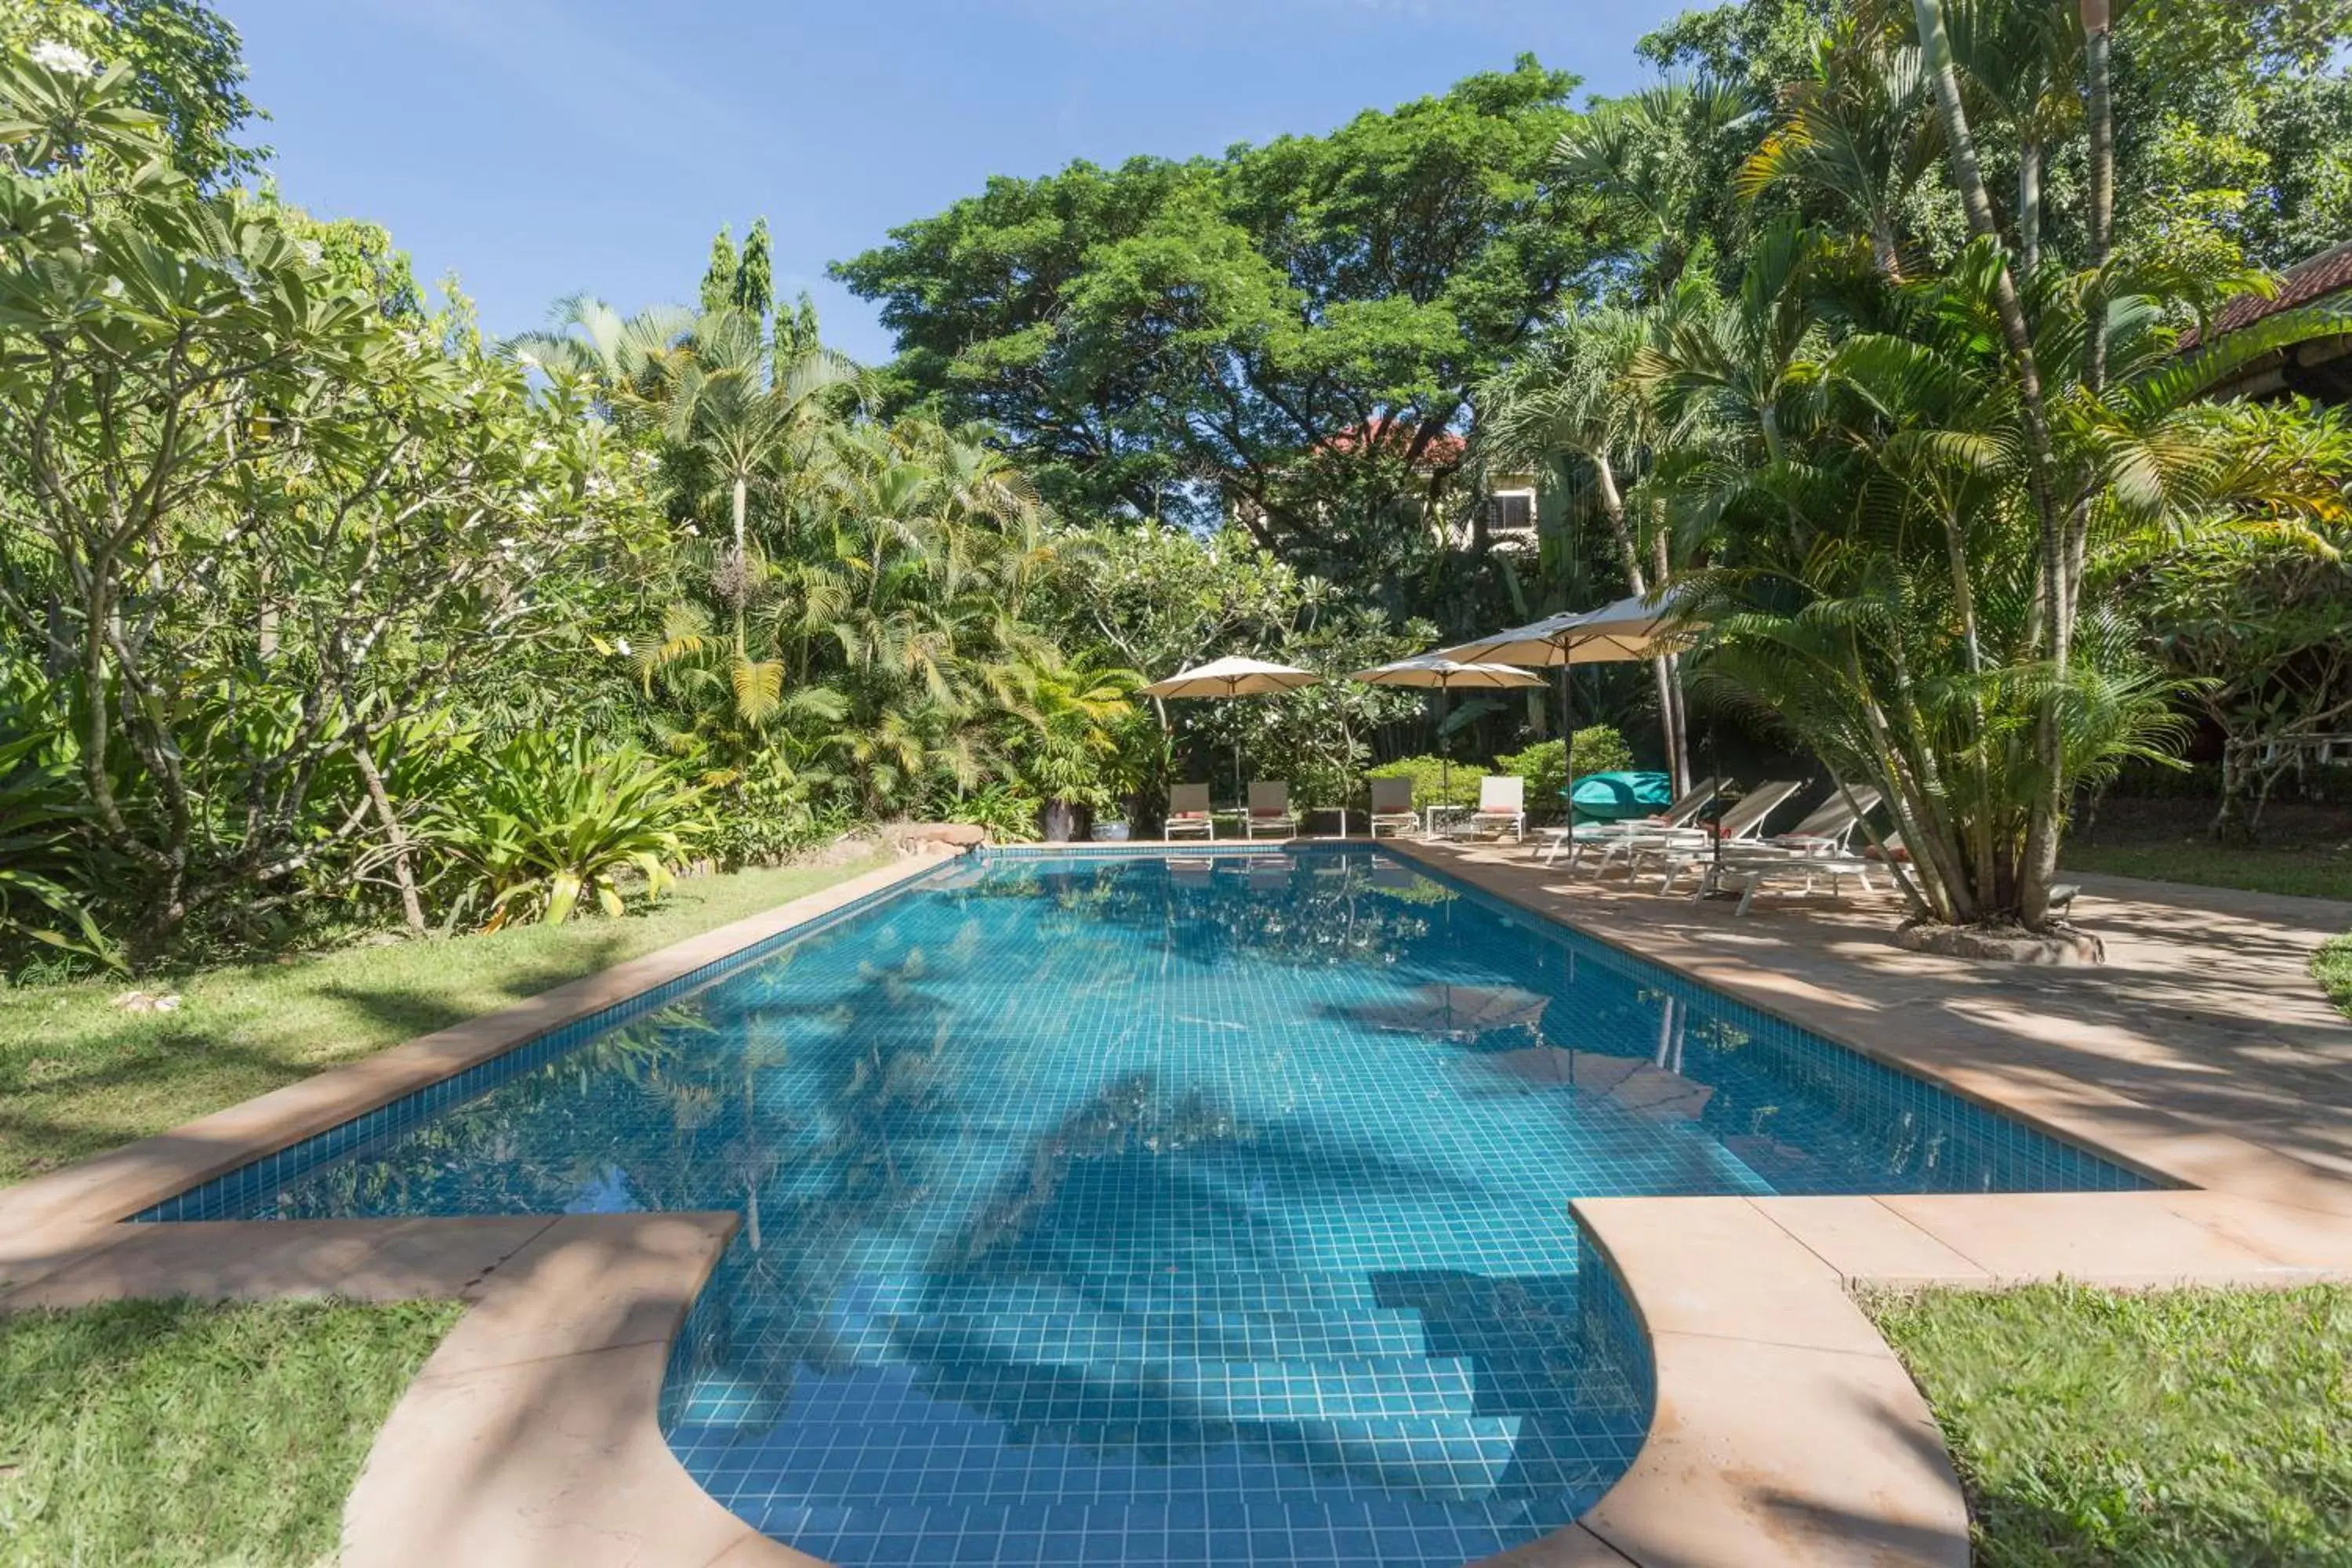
[833, 58, 1618, 584]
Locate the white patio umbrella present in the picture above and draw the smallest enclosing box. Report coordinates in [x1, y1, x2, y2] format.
[1437, 585, 1703, 821]
[1348, 656, 1544, 804]
[1140, 655, 1323, 805]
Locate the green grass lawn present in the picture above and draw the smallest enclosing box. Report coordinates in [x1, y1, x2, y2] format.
[0, 857, 888, 1187]
[0, 1296, 460, 1567]
[2060, 839, 2352, 903]
[1869, 1283, 2352, 1567]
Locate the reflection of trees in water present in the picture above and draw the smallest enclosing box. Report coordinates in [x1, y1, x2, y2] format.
[953, 1073, 1249, 1271]
[274, 997, 746, 1218]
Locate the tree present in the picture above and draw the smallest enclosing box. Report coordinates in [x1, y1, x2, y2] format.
[734, 216, 773, 321]
[0, 54, 651, 956]
[834, 58, 1615, 590]
[2122, 405, 2352, 842]
[699, 223, 738, 316]
[1476, 306, 1693, 788]
[0, 0, 263, 183]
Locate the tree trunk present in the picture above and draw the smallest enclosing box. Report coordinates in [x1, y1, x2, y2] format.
[2018, 143, 2042, 272]
[1592, 456, 1690, 795]
[354, 733, 427, 934]
[1915, 0, 2071, 927]
[730, 474, 750, 656]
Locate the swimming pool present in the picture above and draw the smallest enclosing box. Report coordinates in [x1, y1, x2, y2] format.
[147, 847, 2145, 1566]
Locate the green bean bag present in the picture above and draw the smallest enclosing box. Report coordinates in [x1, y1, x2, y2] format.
[1566, 770, 1674, 824]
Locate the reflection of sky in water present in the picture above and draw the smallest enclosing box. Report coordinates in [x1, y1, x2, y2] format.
[207, 850, 2144, 1567]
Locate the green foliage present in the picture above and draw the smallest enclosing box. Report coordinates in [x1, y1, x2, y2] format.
[735, 216, 774, 320]
[834, 57, 1615, 593]
[944, 782, 1044, 842]
[0, 0, 263, 183]
[0, 54, 657, 960]
[1496, 727, 1637, 806]
[1869, 1283, 2352, 1566]
[1364, 755, 1481, 809]
[699, 222, 738, 315]
[0, 1297, 460, 1565]
[2315, 933, 2352, 1022]
[426, 735, 703, 928]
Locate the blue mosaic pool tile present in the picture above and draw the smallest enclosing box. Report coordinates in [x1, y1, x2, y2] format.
[151, 846, 2147, 1566]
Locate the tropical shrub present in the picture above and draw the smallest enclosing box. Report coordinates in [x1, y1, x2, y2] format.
[1497, 728, 1637, 808]
[426, 736, 705, 929]
[1363, 756, 1482, 810]
[944, 784, 1045, 844]
[0, 708, 115, 969]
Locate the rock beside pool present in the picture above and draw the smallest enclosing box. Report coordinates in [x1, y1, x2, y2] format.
[1895, 920, 2106, 966]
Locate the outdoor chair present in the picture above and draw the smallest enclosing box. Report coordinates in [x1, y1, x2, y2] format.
[1596, 779, 1802, 880]
[1245, 781, 1299, 840]
[1445, 775, 1525, 842]
[1164, 782, 1215, 840]
[1655, 785, 1884, 895]
[1537, 776, 1722, 869]
[1715, 831, 1906, 916]
[1368, 776, 1419, 838]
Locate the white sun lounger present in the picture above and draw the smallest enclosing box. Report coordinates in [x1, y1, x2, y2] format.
[1593, 780, 1802, 879]
[1164, 782, 1215, 840]
[1656, 786, 1884, 895]
[1245, 781, 1298, 840]
[1716, 832, 1907, 915]
[1369, 776, 1418, 838]
[1445, 776, 1525, 843]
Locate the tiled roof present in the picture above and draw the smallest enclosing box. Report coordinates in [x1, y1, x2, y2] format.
[2199, 240, 2352, 342]
[1318, 419, 1468, 466]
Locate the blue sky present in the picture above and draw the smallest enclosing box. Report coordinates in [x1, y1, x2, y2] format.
[223, 0, 1689, 364]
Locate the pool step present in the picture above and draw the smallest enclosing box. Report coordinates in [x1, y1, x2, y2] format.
[718, 1277, 1436, 1367]
[695, 1494, 1528, 1567]
[911, 1353, 1482, 1426]
[672, 1403, 1526, 1506]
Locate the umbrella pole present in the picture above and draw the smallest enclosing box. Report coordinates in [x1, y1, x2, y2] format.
[1559, 661, 1575, 827]
[1438, 684, 1451, 807]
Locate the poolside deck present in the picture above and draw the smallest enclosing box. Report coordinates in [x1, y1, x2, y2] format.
[5, 838, 2352, 1568]
[1389, 837, 2352, 1568]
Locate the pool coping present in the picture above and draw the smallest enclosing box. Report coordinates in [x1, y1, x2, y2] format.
[7, 836, 2352, 1567]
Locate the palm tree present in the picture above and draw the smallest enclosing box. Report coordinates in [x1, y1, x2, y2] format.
[1554, 79, 1762, 297]
[505, 294, 693, 417]
[1738, 21, 1938, 281]
[1476, 305, 1694, 789]
[652, 308, 862, 657]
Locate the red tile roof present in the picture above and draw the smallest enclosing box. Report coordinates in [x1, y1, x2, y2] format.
[2198, 240, 2352, 343]
[1318, 420, 1468, 467]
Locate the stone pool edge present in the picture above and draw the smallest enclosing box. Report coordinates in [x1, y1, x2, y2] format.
[7, 837, 2352, 1568]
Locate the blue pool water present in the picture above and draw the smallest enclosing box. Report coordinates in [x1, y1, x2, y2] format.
[152, 848, 2145, 1566]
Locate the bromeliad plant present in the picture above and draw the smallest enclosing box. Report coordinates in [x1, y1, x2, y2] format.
[427, 735, 705, 929]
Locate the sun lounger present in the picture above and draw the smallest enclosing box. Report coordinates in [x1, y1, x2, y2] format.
[1656, 785, 1883, 895]
[1445, 776, 1525, 842]
[1164, 782, 1215, 840]
[1368, 776, 1418, 838]
[1537, 776, 1722, 868]
[1715, 832, 1907, 914]
[1594, 780, 1802, 879]
[1244, 781, 1298, 840]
